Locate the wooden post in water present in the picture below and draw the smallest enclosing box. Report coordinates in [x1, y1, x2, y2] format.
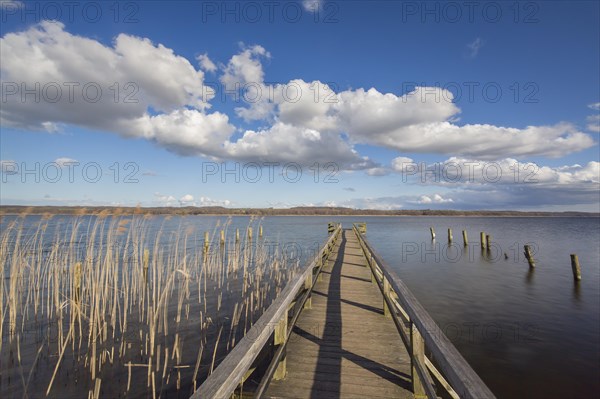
[235, 228, 239, 243]
[220, 230, 225, 245]
[247, 227, 253, 240]
[462, 230, 468, 246]
[430, 227, 436, 240]
[480, 232, 486, 249]
[259, 225, 263, 238]
[486, 234, 492, 250]
[447, 228, 453, 243]
[524, 245, 535, 268]
[570, 254, 581, 281]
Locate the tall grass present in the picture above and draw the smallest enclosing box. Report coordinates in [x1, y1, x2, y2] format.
[0, 212, 296, 398]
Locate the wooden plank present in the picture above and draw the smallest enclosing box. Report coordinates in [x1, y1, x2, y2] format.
[265, 229, 413, 398]
[355, 227, 496, 399]
[192, 227, 341, 399]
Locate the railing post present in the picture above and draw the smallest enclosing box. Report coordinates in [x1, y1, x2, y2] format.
[304, 274, 312, 309]
[273, 309, 288, 380]
[370, 254, 376, 284]
[411, 322, 427, 399]
[383, 277, 391, 318]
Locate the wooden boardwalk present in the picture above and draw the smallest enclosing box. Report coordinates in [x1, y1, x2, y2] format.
[265, 229, 414, 398]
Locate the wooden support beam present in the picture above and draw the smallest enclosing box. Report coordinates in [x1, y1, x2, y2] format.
[273, 310, 288, 380]
[383, 277, 391, 318]
[411, 323, 427, 399]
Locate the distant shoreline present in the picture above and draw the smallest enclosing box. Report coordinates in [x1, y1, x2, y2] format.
[0, 205, 597, 217]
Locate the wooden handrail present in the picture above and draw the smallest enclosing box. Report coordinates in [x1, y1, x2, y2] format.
[191, 225, 342, 399]
[352, 224, 495, 399]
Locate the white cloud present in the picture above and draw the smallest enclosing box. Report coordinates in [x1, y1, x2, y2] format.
[179, 194, 195, 205]
[467, 37, 484, 58]
[415, 194, 453, 204]
[196, 53, 217, 73]
[197, 196, 231, 207]
[54, 157, 78, 167]
[220, 44, 270, 90]
[120, 109, 236, 157]
[222, 122, 373, 168]
[1, 21, 212, 133]
[302, 0, 322, 12]
[1, 25, 596, 172]
[154, 192, 177, 206]
[0, 160, 18, 175]
[586, 103, 600, 133]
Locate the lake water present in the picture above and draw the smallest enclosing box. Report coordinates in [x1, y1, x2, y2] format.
[1, 215, 598, 398]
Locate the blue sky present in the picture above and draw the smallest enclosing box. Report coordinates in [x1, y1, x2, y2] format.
[1, 0, 599, 210]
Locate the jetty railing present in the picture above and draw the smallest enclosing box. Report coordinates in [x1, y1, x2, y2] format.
[192, 224, 342, 399]
[352, 223, 495, 399]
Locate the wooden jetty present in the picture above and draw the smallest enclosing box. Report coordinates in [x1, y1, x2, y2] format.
[192, 224, 495, 399]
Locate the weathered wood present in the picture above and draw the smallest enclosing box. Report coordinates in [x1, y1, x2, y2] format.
[430, 227, 436, 240]
[354, 226, 496, 399]
[383, 277, 391, 318]
[192, 226, 341, 399]
[486, 234, 491, 249]
[259, 225, 263, 238]
[462, 230, 468, 246]
[448, 228, 453, 244]
[273, 309, 288, 380]
[480, 232, 486, 249]
[411, 323, 427, 398]
[266, 230, 412, 398]
[570, 254, 581, 281]
[304, 274, 312, 310]
[524, 245, 535, 268]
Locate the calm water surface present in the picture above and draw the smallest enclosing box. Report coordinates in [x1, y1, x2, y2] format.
[2, 215, 598, 398]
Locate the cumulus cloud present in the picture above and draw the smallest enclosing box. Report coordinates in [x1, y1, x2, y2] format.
[220, 44, 270, 90]
[1, 21, 212, 133]
[586, 103, 600, 133]
[384, 157, 600, 208]
[222, 122, 374, 168]
[196, 53, 217, 73]
[1, 24, 596, 174]
[154, 192, 177, 206]
[415, 194, 454, 204]
[179, 194, 195, 205]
